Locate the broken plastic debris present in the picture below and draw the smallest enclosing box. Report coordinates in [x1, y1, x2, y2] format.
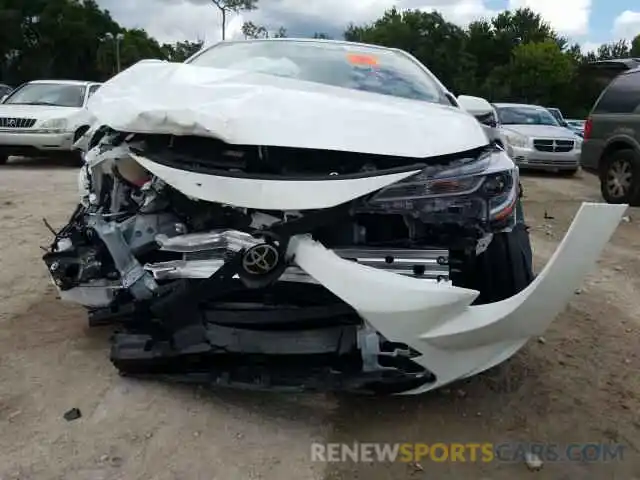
[525, 452, 543, 470]
[63, 407, 82, 421]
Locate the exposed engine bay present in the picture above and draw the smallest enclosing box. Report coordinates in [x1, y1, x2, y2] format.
[43, 126, 525, 394]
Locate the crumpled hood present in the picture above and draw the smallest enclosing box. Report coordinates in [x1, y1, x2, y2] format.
[87, 59, 489, 158]
[502, 124, 577, 140]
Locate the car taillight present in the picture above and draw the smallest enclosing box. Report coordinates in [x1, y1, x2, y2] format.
[584, 117, 593, 140]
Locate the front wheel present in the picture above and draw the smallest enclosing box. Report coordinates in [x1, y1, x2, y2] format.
[452, 198, 534, 305]
[471, 222, 534, 304]
[600, 149, 640, 206]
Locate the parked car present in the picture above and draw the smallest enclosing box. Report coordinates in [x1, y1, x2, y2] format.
[0, 80, 102, 164]
[0, 83, 13, 100]
[565, 119, 586, 137]
[547, 107, 567, 126]
[41, 38, 623, 395]
[493, 102, 582, 175]
[580, 62, 640, 205]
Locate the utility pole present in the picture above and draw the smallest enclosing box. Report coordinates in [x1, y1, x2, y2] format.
[105, 32, 125, 73]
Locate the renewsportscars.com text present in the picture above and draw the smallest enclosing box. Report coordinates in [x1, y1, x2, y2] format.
[311, 442, 625, 463]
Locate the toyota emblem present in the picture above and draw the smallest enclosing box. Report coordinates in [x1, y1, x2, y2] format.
[241, 243, 280, 275]
[8, 118, 16, 127]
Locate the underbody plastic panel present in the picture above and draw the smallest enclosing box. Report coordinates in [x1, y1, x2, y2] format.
[131, 153, 422, 210]
[288, 202, 626, 394]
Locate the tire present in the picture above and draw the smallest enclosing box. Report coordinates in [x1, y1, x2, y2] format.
[452, 197, 534, 305]
[472, 223, 534, 304]
[599, 148, 640, 206]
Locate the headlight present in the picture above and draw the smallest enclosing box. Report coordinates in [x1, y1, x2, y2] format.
[574, 136, 583, 149]
[361, 149, 519, 231]
[39, 118, 68, 132]
[504, 131, 528, 148]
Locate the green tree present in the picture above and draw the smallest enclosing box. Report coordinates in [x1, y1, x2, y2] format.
[210, 0, 258, 40]
[505, 40, 575, 106]
[162, 40, 204, 62]
[632, 34, 640, 57]
[596, 40, 630, 60]
[273, 26, 287, 38]
[241, 21, 268, 39]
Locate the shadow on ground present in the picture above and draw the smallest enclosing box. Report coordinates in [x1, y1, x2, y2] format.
[1, 156, 80, 169]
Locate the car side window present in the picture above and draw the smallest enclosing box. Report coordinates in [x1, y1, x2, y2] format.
[593, 70, 640, 114]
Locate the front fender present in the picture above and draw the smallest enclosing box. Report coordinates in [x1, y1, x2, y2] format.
[288, 202, 627, 394]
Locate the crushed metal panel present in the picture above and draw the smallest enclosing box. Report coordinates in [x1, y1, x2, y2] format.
[87, 60, 489, 158]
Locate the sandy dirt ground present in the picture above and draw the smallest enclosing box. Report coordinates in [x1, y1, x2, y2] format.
[0, 159, 639, 479]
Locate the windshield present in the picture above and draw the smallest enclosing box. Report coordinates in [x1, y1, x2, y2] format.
[496, 106, 560, 126]
[187, 40, 448, 104]
[547, 108, 564, 123]
[4, 83, 86, 107]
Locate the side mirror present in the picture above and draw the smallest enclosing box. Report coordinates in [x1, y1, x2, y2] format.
[457, 95, 494, 118]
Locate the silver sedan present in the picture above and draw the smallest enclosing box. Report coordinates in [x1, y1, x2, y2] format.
[493, 103, 582, 175]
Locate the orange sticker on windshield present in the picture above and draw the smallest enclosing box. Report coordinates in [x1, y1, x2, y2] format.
[347, 53, 379, 66]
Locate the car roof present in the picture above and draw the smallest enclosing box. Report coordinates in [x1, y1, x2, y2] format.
[206, 37, 401, 53]
[587, 58, 640, 69]
[28, 80, 101, 86]
[194, 38, 418, 62]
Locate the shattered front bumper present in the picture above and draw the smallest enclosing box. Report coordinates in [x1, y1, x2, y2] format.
[50, 202, 625, 394]
[286, 202, 625, 393]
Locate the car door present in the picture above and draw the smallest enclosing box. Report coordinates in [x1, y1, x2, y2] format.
[588, 70, 640, 168]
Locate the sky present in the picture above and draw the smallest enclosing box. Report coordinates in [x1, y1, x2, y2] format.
[97, 0, 640, 53]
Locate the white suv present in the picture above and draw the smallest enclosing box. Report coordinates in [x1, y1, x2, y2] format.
[0, 80, 101, 164]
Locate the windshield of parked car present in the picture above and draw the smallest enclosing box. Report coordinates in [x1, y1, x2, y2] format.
[496, 106, 560, 126]
[3, 83, 86, 107]
[187, 40, 449, 105]
[547, 108, 564, 123]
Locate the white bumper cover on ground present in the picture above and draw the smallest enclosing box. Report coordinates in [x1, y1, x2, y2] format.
[288, 202, 626, 394]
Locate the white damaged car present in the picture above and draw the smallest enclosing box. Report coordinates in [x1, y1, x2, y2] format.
[43, 39, 626, 395]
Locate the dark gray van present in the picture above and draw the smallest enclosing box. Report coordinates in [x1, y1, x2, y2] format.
[580, 59, 640, 205]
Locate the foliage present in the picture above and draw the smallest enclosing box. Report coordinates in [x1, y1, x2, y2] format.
[345, 7, 638, 117]
[210, 0, 258, 40]
[162, 41, 204, 63]
[241, 21, 268, 39]
[0, 0, 637, 118]
[240, 22, 286, 39]
[0, 0, 207, 84]
[633, 34, 640, 57]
